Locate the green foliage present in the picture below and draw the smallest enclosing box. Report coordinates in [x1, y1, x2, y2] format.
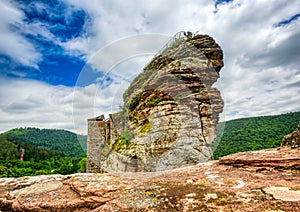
[145, 98, 163, 107]
[0, 136, 18, 160]
[0, 135, 64, 161]
[113, 136, 130, 151]
[2, 128, 86, 158]
[77, 158, 87, 173]
[122, 129, 134, 141]
[213, 111, 300, 159]
[195, 87, 204, 94]
[130, 116, 138, 124]
[0, 129, 87, 177]
[0, 157, 86, 177]
[113, 129, 133, 152]
[129, 93, 142, 111]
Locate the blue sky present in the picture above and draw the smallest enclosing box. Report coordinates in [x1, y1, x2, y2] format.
[0, 0, 300, 134]
[0, 0, 86, 86]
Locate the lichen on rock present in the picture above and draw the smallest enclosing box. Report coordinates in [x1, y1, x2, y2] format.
[87, 31, 224, 173]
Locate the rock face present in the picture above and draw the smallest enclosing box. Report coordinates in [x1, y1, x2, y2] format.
[281, 123, 300, 148]
[87, 32, 224, 173]
[1, 147, 300, 211]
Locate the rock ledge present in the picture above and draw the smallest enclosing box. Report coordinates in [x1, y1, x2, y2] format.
[1, 147, 299, 211]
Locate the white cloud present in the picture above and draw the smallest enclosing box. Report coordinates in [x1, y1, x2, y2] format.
[1, 0, 300, 134]
[0, 0, 41, 68]
[73, 55, 155, 134]
[62, 0, 214, 58]
[62, 0, 300, 122]
[0, 77, 74, 133]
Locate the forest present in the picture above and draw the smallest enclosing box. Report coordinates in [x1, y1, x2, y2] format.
[0, 111, 300, 177]
[2, 128, 86, 158]
[213, 111, 300, 159]
[0, 129, 86, 178]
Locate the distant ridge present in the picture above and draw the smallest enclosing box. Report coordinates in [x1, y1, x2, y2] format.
[213, 111, 300, 159]
[2, 128, 86, 158]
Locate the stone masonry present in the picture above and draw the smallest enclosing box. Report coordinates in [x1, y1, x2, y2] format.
[86, 116, 107, 173]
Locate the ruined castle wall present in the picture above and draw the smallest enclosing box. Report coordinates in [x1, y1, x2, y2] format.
[86, 119, 107, 173]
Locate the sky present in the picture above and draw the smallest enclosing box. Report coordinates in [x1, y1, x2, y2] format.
[0, 0, 299, 134]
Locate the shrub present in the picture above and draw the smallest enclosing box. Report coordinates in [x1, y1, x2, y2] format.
[113, 129, 133, 152]
[196, 87, 204, 94]
[129, 93, 142, 111]
[113, 136, 130, 152]
[146, 98, 163, 107]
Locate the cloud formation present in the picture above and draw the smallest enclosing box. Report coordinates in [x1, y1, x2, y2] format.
[0, 0, 299, 134]
[0, 77, 74, 132]
[0, 0, 41, 68]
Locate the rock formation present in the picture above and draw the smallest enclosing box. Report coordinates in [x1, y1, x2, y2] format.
[87, 32, 224, 173]
[1, 147, 300, 211]
[281, 123, 300, 148]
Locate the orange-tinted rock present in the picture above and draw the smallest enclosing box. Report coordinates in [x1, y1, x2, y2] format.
[1, 148, 300, 211]
[218, 147, 300, 170]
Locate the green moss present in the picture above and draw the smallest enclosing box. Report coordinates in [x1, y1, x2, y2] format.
[113, 129, 133, 152]
[145, 98, 163, 107]
[140, 121, 152, 134]
[113, 136, 130, 152]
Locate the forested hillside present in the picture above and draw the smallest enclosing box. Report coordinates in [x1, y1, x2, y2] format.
[1, 111, 300, 177]
[2, 128, 86, 158]
[0, 135, 86, 177]
[213, 111, 300, 159]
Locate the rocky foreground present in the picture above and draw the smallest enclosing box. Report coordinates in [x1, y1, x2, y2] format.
[0, 147, 299, 212]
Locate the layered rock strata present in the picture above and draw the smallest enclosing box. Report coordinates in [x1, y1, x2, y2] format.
[281, 123, 300, 148]
[87, 32, 224, 173]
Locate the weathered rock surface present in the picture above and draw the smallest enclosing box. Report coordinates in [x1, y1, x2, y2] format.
[282, 123, 300, 148]
[219, 147, 300, 170]
[87, 32, 224, 173]
[1, 147, 300, 211]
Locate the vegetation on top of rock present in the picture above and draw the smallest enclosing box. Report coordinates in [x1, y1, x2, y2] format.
[113, 136, 131, 152]
[89, 32, 224, 172]
[145, 97, 163, 107]
[129, 93, 142, 111]
[113, 129, 134, 152]
[213, 111, 300, 159]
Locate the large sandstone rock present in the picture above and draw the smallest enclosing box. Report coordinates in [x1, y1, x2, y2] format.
[1, 147, 300, 211]
[88, 32, 224, 173]
[281, 123, 300, 148]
